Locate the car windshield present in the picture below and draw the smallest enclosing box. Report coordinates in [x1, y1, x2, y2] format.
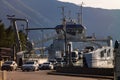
[43, 63, 50, 64]
[25, 62, 34, 64]
[4, 61, 12, 64]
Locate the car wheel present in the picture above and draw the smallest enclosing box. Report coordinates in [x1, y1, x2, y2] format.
[33, 69, 35, 71]
[15, 67, 17, 71]
[37, 68, 39, 71]
[1, 69, 3, 71]
[10, 67, 13, 71]
[22, 70, 25, 72]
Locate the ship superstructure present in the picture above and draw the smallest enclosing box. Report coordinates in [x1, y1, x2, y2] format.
[48, 6, 114, 68]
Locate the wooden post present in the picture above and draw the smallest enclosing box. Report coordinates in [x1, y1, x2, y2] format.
[2, 71, 6, 80]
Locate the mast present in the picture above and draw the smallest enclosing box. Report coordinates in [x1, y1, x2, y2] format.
[59, 6, 69, 64]
[77, 2, 84, 24]
[59, 6, 66, 26]
[68, 10, 72, 22]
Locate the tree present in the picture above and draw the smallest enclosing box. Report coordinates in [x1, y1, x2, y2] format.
[0, 21, 6, 39]
[0, 21, 6, 47]
[0, 23, 27, 49]
[5, 26, 15, 48]
[19, 30, 27, 50]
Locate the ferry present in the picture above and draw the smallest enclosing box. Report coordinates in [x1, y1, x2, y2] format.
[48, 19, 114, 69]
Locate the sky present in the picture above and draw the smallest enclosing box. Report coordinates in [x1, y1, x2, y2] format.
[58, 0, 120, 9]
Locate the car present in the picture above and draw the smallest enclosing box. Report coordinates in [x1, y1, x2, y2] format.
[53, 61, 66, 69]
[1, 61, 18, 71]
[21, 61, 39, 71]
[39, 62, 54, 70]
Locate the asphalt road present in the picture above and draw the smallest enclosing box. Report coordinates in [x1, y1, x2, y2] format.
[5, 70, 112, 80]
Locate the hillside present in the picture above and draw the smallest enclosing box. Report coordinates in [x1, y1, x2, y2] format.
[0, 0, 120, 41]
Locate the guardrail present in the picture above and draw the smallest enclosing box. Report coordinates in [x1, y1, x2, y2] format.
[56, 66, 114, 76]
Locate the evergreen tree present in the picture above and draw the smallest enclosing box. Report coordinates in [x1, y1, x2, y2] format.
[5, 26, 15, 48]
[19, 30, 27, 50]
[0, 21, 6, 47]
[0, 21, 27, 49]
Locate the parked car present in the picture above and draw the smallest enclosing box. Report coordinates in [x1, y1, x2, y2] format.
[53, 61, 66, 69]
[1, 61, 18, 71]
[39, 62, 54, 70]
[21, 61, 39, 71]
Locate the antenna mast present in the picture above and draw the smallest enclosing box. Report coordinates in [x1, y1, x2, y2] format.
[59, 6, 69, 65]
[68, 10, 71, 22]
[77, 2, 84, 24]
[59, 6, 66, 25]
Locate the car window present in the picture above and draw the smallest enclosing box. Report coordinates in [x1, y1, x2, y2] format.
[4, 61, 12, 64]
[43, 63, 50, 64]
[25, 62, 34, 64]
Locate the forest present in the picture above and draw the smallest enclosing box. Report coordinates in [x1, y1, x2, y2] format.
[0, 20, 26, 50]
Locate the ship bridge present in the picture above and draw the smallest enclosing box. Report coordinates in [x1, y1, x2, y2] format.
[55, 24, 86, 41]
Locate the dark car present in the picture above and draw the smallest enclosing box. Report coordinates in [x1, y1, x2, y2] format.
[1, 61, 18, 71]
[39, 62, 54, 70]
[53, 61, 66, 69]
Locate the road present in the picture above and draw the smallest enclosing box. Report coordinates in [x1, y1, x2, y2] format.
[5, 70, 112, 80]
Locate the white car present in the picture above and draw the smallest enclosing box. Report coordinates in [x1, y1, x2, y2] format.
[39, 62, 54, 70]
[1, 61, 18, 71]
[21, 61, 39, 71]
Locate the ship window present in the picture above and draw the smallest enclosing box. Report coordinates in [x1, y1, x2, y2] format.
[56, 29, 61, 34]
[100, 51, 104, 57]
[107, 49, 111, 57]
[85, 46, 94, 51]
[78, 28, 83, 33]
[66, 28, 83, 35]
[67, 28, 76, 35]
[103, 49, 106, 53]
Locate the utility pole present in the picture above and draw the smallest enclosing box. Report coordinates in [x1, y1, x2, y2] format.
[59, 6, 68, 64]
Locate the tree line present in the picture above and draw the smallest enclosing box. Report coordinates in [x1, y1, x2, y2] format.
[0, 21, 26, 50]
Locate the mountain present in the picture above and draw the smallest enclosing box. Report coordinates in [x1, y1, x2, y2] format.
[0, 0, 54, 27]
[0, 0, 120, 41]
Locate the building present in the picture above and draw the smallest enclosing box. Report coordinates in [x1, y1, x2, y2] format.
[0, 47, 13, 61]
